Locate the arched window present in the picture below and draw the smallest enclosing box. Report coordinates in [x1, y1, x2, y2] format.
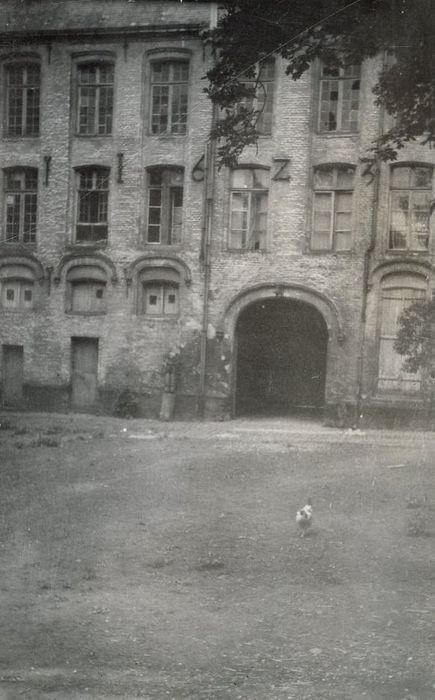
[378, 273, 427, 393]
[312, 165, 355, 251]
[389, 164, 433, 251]
[75, 167, 110, 243]
[138, 268, 179, 316]
[319, 63, 360, 133]
[3, 168, 38, 244]
[66, 266, 107, 313]
[76, 61, 114, 136]
[146, 166, 184, 244]
[5, 61, 40, 137]
[0, 264, 35, 310]
[229, 167, 270, 250]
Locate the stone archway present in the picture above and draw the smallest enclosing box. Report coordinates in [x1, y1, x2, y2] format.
[234, 297, 328, 416]
[219, 283, 344, 417]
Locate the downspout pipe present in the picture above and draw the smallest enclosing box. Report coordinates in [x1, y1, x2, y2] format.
[198, 4, 218, 418]
[356, 53, 387, 425]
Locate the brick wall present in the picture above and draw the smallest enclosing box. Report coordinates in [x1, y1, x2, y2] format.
[0, 2, 434, 424]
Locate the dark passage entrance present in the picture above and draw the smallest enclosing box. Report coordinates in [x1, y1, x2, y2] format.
[235, 298, 328, 416]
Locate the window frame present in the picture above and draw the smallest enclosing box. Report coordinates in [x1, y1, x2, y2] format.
[1, 277, 34, 310]
[228, 166, 270, 251]
[311, 165, 355, 252]
[388, 163, 433, 252]
[76, 60, 115, 137]
[146, 166, 184, 245]
[318, 63, 361, 134]
[137, 267, 181, 317]
[149, 59, 189, 136]
[3, 167, 38, 245]
[4, 60, 40, 138]
[376, 274, 427, 395]
[74, 166, 110, 245]
[238, 58, 275, 136]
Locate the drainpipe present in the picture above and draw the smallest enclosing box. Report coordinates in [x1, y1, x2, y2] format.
[198, 4, 218, 418]
[356, 53, 387, 425]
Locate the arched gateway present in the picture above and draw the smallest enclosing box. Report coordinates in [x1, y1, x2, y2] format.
[221, 284, 345, 417]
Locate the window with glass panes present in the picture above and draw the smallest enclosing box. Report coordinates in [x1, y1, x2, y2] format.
[312, 166, 354, 251]
[76, 167, 109, 243]
[229, 168, 269, 250]
[150, 61, 189, 135]
[146, 167, 183, 244]
[319, 64, 360, 132]
[4, 168, 38, 244]
[1, 279, 34, 309]
[239, 59, 275, 135]
[77, 63, 114, 135]
[5, 63, 40, 137]
[389, 165, 433, 251]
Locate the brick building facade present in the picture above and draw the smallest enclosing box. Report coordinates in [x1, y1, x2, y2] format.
[0, 0, 434, 426]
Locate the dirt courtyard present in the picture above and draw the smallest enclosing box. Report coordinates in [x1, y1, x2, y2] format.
[0, 412, 434, 700]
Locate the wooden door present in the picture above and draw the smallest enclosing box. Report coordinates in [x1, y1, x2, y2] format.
[71, 338, 99, 409]
[3, 345, 24, 405]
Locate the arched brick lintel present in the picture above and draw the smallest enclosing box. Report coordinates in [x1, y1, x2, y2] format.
[219, 283, 346, 343]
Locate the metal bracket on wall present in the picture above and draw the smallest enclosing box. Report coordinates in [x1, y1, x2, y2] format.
[117, 153, 124, 184]
[44, 155, 52, 186]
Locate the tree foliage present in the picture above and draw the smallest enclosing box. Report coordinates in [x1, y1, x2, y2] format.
[205, 0, 435, 167]
[395, 299, 435, 375]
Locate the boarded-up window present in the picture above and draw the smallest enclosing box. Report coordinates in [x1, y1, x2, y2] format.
[71, 280, 106, 312]
[378, 274, 426, 393]
[1, 279, 34, 309]
[138, 267, 180, 316]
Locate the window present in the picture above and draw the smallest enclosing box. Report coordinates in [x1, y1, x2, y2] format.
[239, 59, 275, 135]
[4, 168, 38, 244]
[5, 62, 40, 137]
[311, 165, 354, 251]
[77, 62, 114, 136]
[1, 279, 33, 309]
[143, 282, 178, 315]
[138, 267, 180, 316]
[319, 64, 360, 133]
[66, 265, 107, 313]
[378, 274, 426, 393]
[75, 167, 109, 243]
[389, 165, 433, 251]
[150, 61, 189, 135]
[229, 168, 269, 250]
[71, 281, 106, 312]
[146, 167, 183, 244]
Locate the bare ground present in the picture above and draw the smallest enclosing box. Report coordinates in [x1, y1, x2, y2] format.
[0, 412, 434, 700]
